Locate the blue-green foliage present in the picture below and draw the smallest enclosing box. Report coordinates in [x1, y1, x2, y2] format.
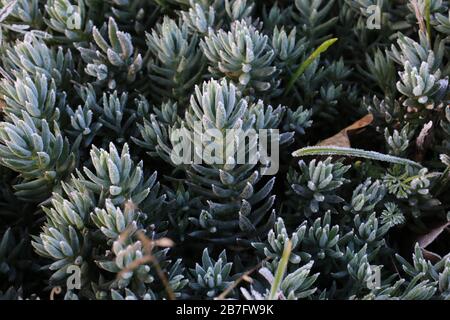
[0, 0, 449, 300]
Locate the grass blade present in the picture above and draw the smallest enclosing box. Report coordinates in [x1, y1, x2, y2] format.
[292, 146, 422, 168]
[268, 240, 292, 300]
[285, 38, 338, 95]
[425, 0, 431, 40]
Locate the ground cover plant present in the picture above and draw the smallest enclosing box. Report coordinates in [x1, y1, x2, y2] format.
[0, 0, 450, 300]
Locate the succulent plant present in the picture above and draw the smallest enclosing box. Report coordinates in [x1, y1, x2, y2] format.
[0, 0, 449, 301]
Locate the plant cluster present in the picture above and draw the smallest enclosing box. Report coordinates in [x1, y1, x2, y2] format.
[0, 0, 449, 300]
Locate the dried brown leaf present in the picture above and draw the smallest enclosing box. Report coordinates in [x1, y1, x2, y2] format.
[116, 230, 177, 300]
[415, 121, 433, 161]
[216, 258, 269, 300]
[318, 114, 374, 147]
[421, 248, 442, 263]
[411, 0, 427, 35]
[417, 221, 450, 249]
[153, 237, 175, 248]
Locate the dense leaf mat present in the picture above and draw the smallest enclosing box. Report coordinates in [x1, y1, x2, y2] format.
[0, 0, 449, 300]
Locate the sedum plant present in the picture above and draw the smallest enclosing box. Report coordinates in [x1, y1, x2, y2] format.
[0, 112, 75, 201]
[200, 19, 279, 95]
[77, 17, 143, 90]
[0, 0, 449, 301]
[145, 17, 203, 104]
[44, 0, 92, 42]
[189, 248, 235, 298]
[164, 78, 286, 245]
[286, 158, 350, 217]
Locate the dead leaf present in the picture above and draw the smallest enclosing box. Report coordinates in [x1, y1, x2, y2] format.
[215, 257, 268, 300]
[411, 0, 427, 35]
[124, 199, 139, 212]
[119, 230, 177, 300]
[318, 114, 373, 147]
[318, 130, 350, 147]
[422, 248, 443, 264]
[153, 237, 175, 248]
[415, 121, 433, 162]
[413, 221, 450, 263]
[417, 221, 450, 249]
